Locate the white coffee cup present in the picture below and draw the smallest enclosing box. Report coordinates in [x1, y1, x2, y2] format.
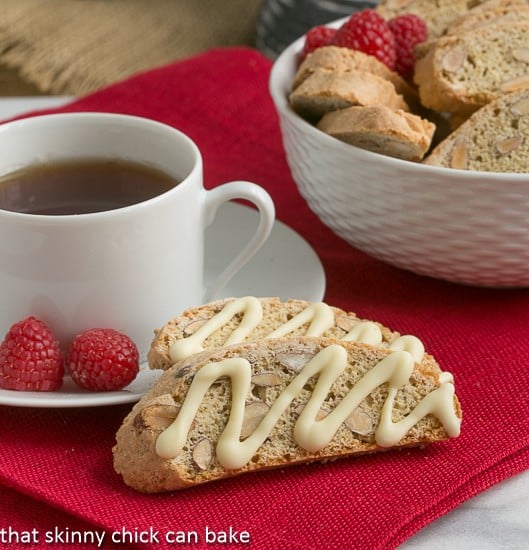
[0, 113, 275, 360]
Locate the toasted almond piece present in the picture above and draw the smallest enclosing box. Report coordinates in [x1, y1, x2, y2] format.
[500, 74, 529, 93]
[495, 135, 524, 155]
[192, 438, 214, 471]
[335, 315, 357, 332]
[442, 45, 467, 73]
[450, 138, 468, 169]
[513, 48, 529, 64]
[182, 318, 208, 336]
[148, 393, 177, 406]
[135, 394, 179, 431]
[251, 372, 283, 387]
[511, 96, 529, 116]
[241, 401, 270, 439]
[276, 352, 314, 373]
[344, 407, 375, 436]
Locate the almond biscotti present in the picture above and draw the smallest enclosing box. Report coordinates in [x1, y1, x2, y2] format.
[461, 0, 529, 15]
[289, 68, 409, 120]
[317, 105, 435, 161]
[414, 22, 529, 116]
[147, 297, 428, 371]
[114, 337, 461, 492]
[292, 46, 419, 108]
[423, 89, 529, 172]
[445, 4, 529, 34]
[376, 0, 485, 39]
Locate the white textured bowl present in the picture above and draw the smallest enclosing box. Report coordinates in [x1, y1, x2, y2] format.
[269, 30, 529, 287]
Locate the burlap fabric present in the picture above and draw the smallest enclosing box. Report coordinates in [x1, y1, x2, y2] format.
[0, 0, 264, 96]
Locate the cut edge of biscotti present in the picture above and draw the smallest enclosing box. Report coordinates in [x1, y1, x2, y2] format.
[317, 105, 435, 161]
[289, 68, 410, 121]
[446, 4, 529, 35]
[423, 89, 529, 172]
[147, 296, 434, 373]
[414, 21, 529, 116]
[292, 46, 419, 107]
[376, 0, 485, 39]
[114, 336, 462, 492]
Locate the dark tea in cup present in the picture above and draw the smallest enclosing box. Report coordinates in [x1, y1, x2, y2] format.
[0, 159, 177, 215]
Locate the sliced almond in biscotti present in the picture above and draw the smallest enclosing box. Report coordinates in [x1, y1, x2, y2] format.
[414, 21, 529, 116]
[423, 89, 529, 172]
[114, 337, 461, 492]
[510, 95, 529, 115]
[292, 46, 419, 108]
[147, 297, 429, 373]
[512, 49, 529, 65]
[289, 68, 409, 120]
[316, 105, 435, 162]
[500, 74, 529, 94]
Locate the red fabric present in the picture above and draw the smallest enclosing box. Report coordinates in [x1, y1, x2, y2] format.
[1, 47, 529, 550]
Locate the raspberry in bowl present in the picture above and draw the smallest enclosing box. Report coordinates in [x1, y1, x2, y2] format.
[331, 9, 397, 71]
[269, 12, 529, 287]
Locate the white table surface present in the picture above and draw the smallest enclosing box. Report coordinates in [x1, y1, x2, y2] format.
[402, 468, 529, 549]
[1, 96, 527, 550]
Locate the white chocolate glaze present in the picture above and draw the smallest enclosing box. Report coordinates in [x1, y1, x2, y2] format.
[388, 335, 425, 364]
[266, 301, 335, 338]
[156, 344, 461, 469]
[342, 320, 381, 345]
[169, 296, 263, 361]
[168, 298, 426, 364]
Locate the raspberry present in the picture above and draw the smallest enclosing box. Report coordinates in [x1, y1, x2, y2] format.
[0, 317, 63, 391]
[388, 14, 428, 79]
[300, 25, 337, 61]
[331, 9, 396, 70]
[66, 328, 139, 391]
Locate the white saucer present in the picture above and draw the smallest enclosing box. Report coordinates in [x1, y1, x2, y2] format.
[0, 202, 325, 408]
[206, 201, 325, 301]
[0, 369, 161, 408]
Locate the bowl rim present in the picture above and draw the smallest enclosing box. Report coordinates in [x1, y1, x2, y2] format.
[269, 18, 529, 181]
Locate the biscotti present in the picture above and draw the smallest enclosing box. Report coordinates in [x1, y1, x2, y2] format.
[114, 337, 461, 492]
[376, 0, 485, 39]
[292, 46, 418, 108]
[317, 105, 435, 161]
[147, 297, 428, 371]
[289, 68, 409, 120]
[414, 22, 529, 116]
[423, 89, 529, 172]
[461, 0, 529, 15]
[446, 5, 529, 34]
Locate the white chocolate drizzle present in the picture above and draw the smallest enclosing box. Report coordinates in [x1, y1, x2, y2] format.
[156, 344, 461, 469]
[169, 297, 426, 364]
[342, 321, 382, 346]
[266, 301, 335, 338]
[388, 335, 425, 364]
[169, 296, 263, 361]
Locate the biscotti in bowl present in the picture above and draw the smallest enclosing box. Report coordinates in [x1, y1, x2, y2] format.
[269, 12, 529, 287]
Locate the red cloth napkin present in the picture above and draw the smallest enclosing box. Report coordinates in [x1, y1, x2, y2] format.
[1, 47, 529, 550]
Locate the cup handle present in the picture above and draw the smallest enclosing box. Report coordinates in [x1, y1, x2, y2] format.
[204, 181, 275, 300]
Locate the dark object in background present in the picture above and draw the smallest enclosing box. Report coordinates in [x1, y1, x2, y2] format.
[256, 0, 378, 58]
